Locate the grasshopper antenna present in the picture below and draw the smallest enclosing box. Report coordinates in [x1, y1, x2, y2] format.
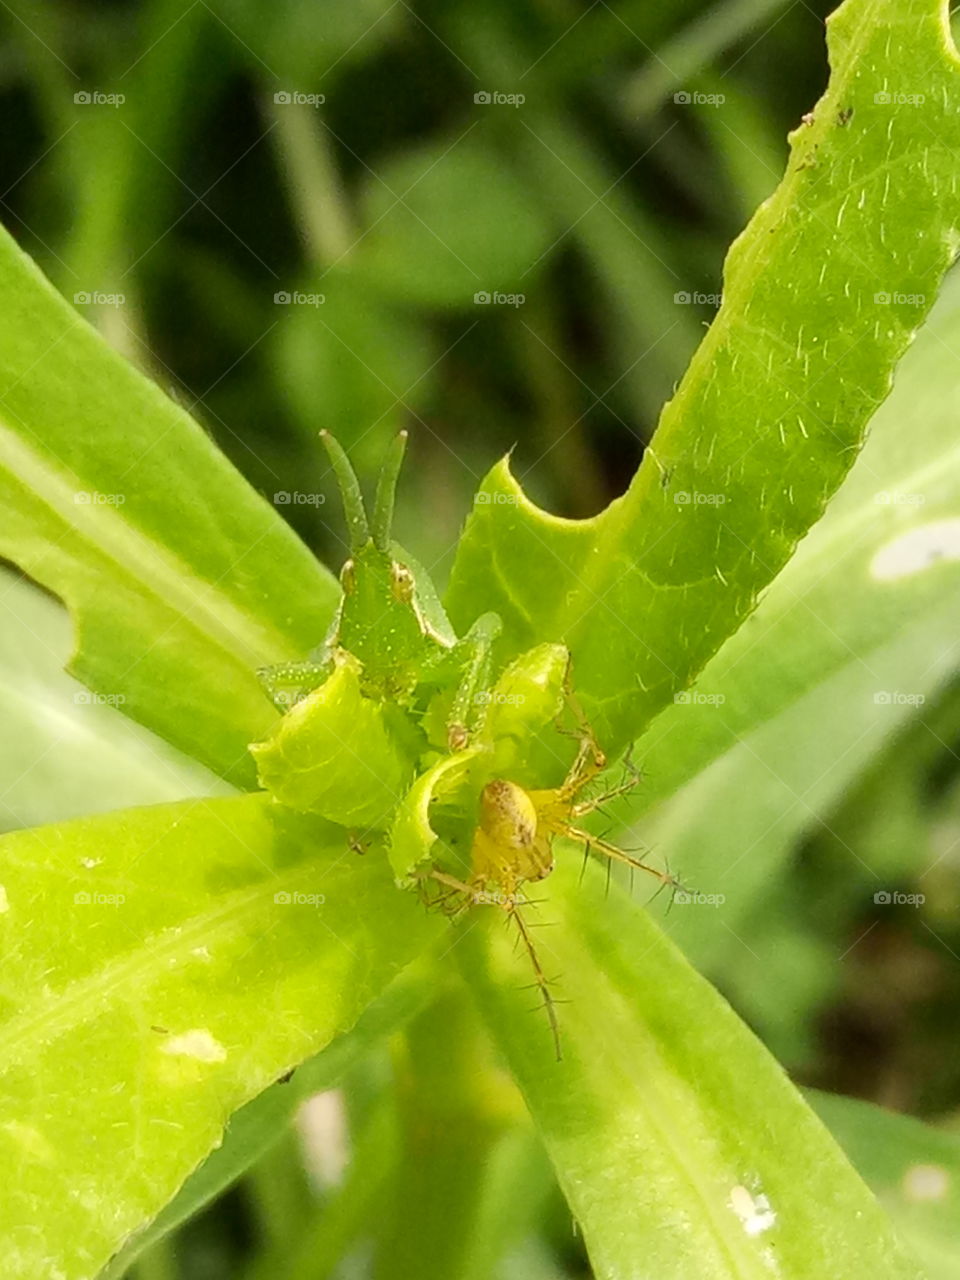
[372, 429, 407, 552]
[320, 431, 370, 551]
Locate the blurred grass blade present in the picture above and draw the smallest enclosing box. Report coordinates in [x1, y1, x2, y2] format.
[0, 226, 339, 784]
[459, 862, 924, 1280]
[624, 0, 792, 116]
[450, 12, 701, 417]
[810, 1090, 960, 1280]
[446, 0, 960, 759]
[0, 796, 439, 1280]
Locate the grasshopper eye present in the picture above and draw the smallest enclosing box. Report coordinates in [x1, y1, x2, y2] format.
[391, 562, 414, 603]
[340, 559, 356, 594]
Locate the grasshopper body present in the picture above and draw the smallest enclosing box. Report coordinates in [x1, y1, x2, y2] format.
[259, 431, 499, 746]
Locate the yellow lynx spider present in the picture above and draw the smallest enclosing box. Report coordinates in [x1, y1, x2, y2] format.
[419, 705, 681, 1059]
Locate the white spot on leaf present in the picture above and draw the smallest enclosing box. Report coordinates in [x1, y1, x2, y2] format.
[159, 1028, 227, 1063]
[729, 1184, 777, 1236]
[902, 1163, 950, 1202]
[0, 885, 8, 914]
[870, 519, 960, 581]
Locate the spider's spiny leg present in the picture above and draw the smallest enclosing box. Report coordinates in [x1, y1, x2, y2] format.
[507, 899, 563, 1062]
[413, 867, 474, 917]
[571, 745, 643, 816]
[563, 825, 683, 892]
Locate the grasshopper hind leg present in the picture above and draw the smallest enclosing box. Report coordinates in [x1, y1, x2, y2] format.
[442, 611, 502, 751]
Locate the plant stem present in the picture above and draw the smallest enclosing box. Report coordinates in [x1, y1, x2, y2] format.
[132, 1235, 178, 1280]
[246, 1125, 315, 1255]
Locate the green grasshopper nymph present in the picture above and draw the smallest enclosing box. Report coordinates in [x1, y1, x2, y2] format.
[259, 430, 501, 751]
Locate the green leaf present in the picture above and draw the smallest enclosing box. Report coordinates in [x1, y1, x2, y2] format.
[458, 862, 924, 1280]
[0, 569, 230, 832]
[811, 1091, 960, 1280]
[101, 958, 434, 1280]
[641, 612, 955, 968]
[0, 794, 439, 1280]
[479, 642, 568, 771]
[632, 265, 960, 959]
[445, 0, 960, 757]
[0, 225, 339, 785]
[638, 261, 960, 807]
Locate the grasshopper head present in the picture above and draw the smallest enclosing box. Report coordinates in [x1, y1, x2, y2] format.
[320, 431, 453, 695]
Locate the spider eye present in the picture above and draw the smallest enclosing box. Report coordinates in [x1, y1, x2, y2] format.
[391, 562, 415, 603]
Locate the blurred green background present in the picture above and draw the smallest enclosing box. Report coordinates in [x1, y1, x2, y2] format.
[4, 1, 960, 1277]
[0, 0, 831, 564]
